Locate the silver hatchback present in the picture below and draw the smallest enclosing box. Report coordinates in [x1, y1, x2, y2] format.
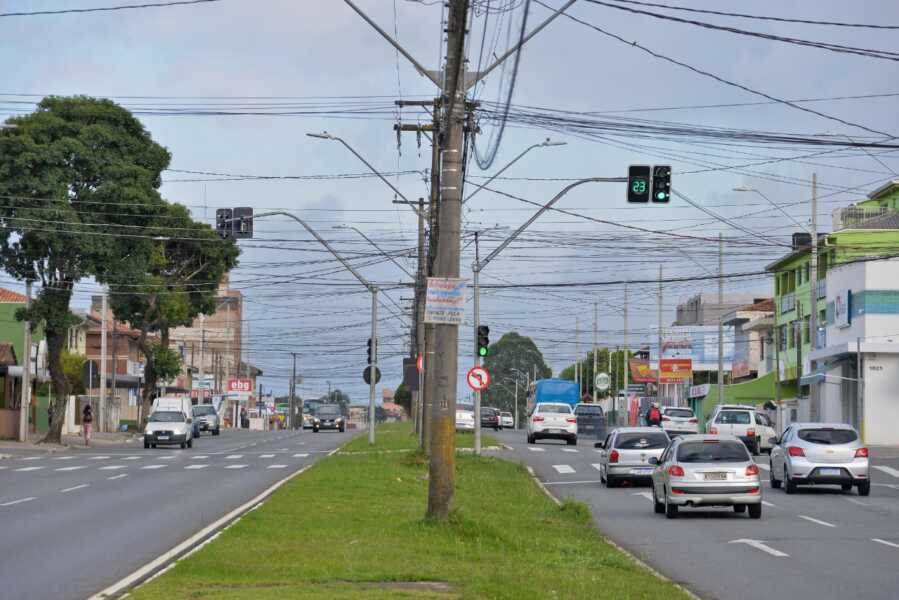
[650, 435, 762, 519]
[769, 422, 869, 496]
[596, 427, 670, 487]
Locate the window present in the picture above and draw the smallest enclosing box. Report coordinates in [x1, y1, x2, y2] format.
[716, 410, 752, 425]
[615, 432, 670, 450]
[802, 316, 810, 344]
[663, 408, 693, 419]
[787, 325, 794, 349]
[779, 325, 787, 351]
[760, 337, 766, 360]
[755, 414, 772, 427]
[798, 428, 858, 445]
[536, 403, 571, 414]
[677, 441, 751, 463]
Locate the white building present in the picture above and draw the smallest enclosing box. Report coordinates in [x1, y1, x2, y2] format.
[808, 256, 899, 445]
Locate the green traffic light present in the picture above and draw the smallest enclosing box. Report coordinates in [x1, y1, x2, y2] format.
[479, 347, 489, 357]
[657, 192, 668, 201]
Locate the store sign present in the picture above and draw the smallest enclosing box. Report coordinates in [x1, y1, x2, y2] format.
[628, 358, 657, 383]
[227, 378, 253, 393]
[689, 383, 710, 398]
[659, 358, 692, 384]
[835, 289, 851, 328]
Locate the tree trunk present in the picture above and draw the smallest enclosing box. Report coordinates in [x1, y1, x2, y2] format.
[41, 327, 71, 444]
[138, 334, 156, 431]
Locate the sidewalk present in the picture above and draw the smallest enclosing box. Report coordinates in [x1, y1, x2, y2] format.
[0, 431, 141, 456]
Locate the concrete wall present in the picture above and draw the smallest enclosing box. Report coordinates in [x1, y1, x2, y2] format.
[863, 353, 899, 445]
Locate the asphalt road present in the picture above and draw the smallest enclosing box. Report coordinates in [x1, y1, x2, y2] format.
[0, 428, 352, 600]
[494, 429, 899, 600]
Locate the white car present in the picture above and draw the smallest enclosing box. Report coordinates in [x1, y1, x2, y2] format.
[660, 407, 699, 437]
[455, 408, 475, 432]
[706, 405, 776, 455]
[769, 423, 869, 496]
[500, 412, 514, 429]
[527, 402, 577, 446]
[144, 410, 193, 449]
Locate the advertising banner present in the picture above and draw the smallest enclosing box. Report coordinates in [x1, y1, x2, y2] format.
[659, 358, 692, 384]
[628, 358, 657, 383]
[424, 277, 467, 325]
[650, 326, 733, 371]
[835, 289, 851, 328]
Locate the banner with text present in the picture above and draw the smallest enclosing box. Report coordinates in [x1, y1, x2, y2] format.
[659, 358, 692, 384]
[424, 277, 467, 325]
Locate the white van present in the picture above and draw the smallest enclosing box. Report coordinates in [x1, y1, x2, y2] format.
[146, 396, 195, 449]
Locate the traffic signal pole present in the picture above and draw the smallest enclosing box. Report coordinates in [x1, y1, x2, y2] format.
[370, 288, 378, 444]
[473, 233, 482, 454]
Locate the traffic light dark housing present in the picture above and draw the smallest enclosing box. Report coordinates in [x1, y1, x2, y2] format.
[477, 325, 490, 358]
[366, 338, 374, 364]
[651, 166, 671, 203]
[215, 208, 233, 238]
[232, 207, 254, 239]
[627, 165, 651, 203]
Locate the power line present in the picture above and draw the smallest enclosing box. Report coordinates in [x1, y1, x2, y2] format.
[0, 0, 224, 18]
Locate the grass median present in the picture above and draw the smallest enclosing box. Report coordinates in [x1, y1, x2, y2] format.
[133, 422, 688, 599]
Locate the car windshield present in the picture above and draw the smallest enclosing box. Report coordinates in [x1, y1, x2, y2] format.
[501, 412, 512, 417]
[798, 428, 858, 445]
[537, 404, 571, 414]
[150, 411, 185, 423]
[318, 406, 341, 416]
[677, 441, 749, 463]
[481, 408, 496, 416]
[193, 406, 216, 416]
[665, 408, 693, 418]
[615, 432, 669, 450]
[576, 405, 603, 415]
[717, 411, 751, 425]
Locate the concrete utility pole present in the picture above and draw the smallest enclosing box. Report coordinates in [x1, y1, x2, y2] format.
[473, 232, 483, 454]
[657, 266, 663, 405]
[198, 314, 206, 393]
[623, 282, 629, 426]
[718, 232, 725, 406]
[290, 352, 298, 430]
[809, 173, 819, 421]
[575, 317, 580, 394]
[593, 302, 598, 403]
[100, 292, 108, 432]
[18, 280, 32, 442]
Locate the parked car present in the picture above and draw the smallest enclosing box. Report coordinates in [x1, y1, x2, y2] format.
[527, 402, 577, 445]
[660, 406, 698, 437]
[144, 410, 194, 449]
[481, 407, 502, 431]
[596, 427, 670, 487]
[769, 423, 869, 496]
[456, 408, 475, 432]
[574, 403, 605, 439]
[500, 411, 514, 429]
[191, 404, 221, 436]
[313, 404, 346, 433]
[650, 435, 762, 519]
[706, 405, 774, 454]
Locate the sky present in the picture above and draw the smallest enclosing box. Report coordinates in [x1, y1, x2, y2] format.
[2, 0, 899, 404]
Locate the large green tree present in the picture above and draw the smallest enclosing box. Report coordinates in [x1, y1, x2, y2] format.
[105, 202, 239, 427]
[0, 96, 170, 443]
[482, 332, 551, 419]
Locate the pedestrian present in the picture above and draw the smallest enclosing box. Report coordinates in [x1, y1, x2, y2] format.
[646, 402, 662, 428]
[82, 403, 93, 447]
[47, 403, 54, 430]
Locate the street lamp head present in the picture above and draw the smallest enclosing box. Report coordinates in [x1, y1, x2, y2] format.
[306, 131, 334, 140]
[541, 138, 566, 147]
[732, 187, 753, 192]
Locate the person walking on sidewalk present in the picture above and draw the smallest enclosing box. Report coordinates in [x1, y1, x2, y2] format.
[82, 403, 93, 447]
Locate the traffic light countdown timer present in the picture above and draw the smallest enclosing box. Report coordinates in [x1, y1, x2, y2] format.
[627, 165, 671, 203]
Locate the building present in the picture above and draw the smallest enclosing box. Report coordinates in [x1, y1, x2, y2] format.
[674, 293, 763, 326]
[722, 298, 775, 381]
[767, 180, 899, 443]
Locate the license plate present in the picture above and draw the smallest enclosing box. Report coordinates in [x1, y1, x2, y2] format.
[819, 468, 842, 476]
[704, 472, 728, 481]
[157, 435, 169, 440]
[631, 468, 652, 475]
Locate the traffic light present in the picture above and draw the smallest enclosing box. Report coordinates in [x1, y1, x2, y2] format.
[367, 338, 377, 364]
[627, 165, 651, 203]
[651, 166, 671, 203]
[215, 208, 233, 238]
[232, 207, 254, 239]
[477, 325, 490, 358]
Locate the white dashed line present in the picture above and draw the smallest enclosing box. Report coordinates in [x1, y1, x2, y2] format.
[157, 456, 177, 461]
[729, 539, 789, 558]
[552, 464, 575, 474]
[226, 455, 243, 459]
[293, 453, 309, 458]
[562, 448, 579, 453]
[527, 447, 544, 452]
[54, 456, 76, 460]
[60, 484, 89, 493]
[873, 465, 899, 478]
[225, 464, 247, 470]
[591, 463, 603, 471]
[873, 538, 899, 550]
[191, 456, 208, 460]
[267, 464, 288, 469]
[107, 474, 128, 481]
[798, 515, 837, 528]
[184, 464, 208, 470]
[90, 456, 111, 461]
[0, 466, 7, 471]
[141, 465, 166, 470]
[22, 456, 42, 461]
[845, 497, 868, 507]
[260, 454, 275, 458]
[1, 497, 36, 507]
[56, 466, 87, 472]
[14, 466, 45, 472]
[761, 501, 777, 508]
[121, 456, 141, 461]
[633, 491, 654, 501]
[100, 465, 127, 471]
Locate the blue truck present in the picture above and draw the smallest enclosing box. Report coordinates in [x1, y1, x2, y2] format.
[528, 378, 580, 410]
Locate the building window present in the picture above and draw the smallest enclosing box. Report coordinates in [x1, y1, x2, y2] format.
[760, 337, 766, 360]
[803, 316, 810, 345]
[787, 325, 794, 349]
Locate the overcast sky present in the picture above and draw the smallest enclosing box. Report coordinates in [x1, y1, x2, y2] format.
[3, 0, 898, 403]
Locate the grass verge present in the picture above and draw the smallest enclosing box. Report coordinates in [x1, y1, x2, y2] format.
[132, 422, 688, 600]
[341, 421, 497, 453]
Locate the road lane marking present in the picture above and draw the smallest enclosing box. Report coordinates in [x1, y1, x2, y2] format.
[14, 466, 45, 472]
[53, 456, 76, 460]
[60, 484, 89, 493]
[184, 464, 208, 470]
[56, 466, 87, 472]
[121, 456, 141, 461]
[0, 466, 7, 470]
[543, 480, 603, 485]
[293, 453, 309, 458]
[798, 515, 837, 528]
[873, 538, 899, 549]
[761, 501, 778, 508]
[552, 464, 575, 474]
[844, 497, 868, 506]
[226, 455, 243, 459]
[1, 497, 36, 507]
[22, 456, 42, 460]
[562, 448, 579, 453]
[873, 465, 899, 478]
[260, 454, 275, 458]
[141, 465, 166, 470]
[873, 483, 899, 490]
[527, 447, 544, 452]
[225, 464, 247, 469]
[633, 491, 654, 501]
[90, 456, 111, 460]
[267, 464, 288, 469]
[107, 474, 128, 480]
[191, 456, 208, 460]
[100, 465, 127, 471]
[728, 539, 789, 558]
[591, 463, 603, 471]
[157, 456, 176, 461]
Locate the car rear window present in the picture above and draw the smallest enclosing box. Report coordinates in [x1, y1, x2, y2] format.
[717, 410, 751, 425]
[537, 404, 571, 414]
[798, 428, 858, 445]
[664, 408, 693, 418]
[677, 441, 750, 463]
[615, 432, 669, 450]
[576, 405, 603, 415]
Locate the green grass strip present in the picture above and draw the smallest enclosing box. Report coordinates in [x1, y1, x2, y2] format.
[133, 423, 688, 599]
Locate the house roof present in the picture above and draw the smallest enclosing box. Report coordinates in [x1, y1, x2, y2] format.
[745, 298, 774, 313]
[0, 288, 28, 303]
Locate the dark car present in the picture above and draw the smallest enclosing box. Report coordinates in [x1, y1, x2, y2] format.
[313, 404, 346, 433]
[574, 403, 605, 439]
[480, 407, 502, 431]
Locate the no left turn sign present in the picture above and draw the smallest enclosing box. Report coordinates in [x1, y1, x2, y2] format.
[466, 366, 491, 391]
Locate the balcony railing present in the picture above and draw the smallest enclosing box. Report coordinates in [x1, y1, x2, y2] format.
[780, 293, 795, 313]
[833, 205, 899, 231]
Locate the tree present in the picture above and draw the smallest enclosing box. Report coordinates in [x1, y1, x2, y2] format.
[61, 351, 87, 396]
[0, 96, 171, 443]
[105, 201, 239, 428]
[482, 332, 551, 418]
[393, 383, 412, 415]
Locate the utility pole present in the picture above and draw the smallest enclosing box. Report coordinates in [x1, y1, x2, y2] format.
[198, 314, 206, 395]
[575, 317, 580, 394]
[100, 292, 108, 432]
[623, 282, 629, 427]
[718, 233, 725, 405]
[809, 173, 819, 421]
[592, 302, 598, 403]
[290, 352, 298, 430]
[473, 232, 483, 454]
[369, 289, 378, 445]
[657, 266, 663, 405]
[18, 280, 32, 442]
[415, 197, 426, 440]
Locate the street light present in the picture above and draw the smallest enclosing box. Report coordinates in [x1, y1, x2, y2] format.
[464, 138, 567, 205]
[732, 187, 807, 231]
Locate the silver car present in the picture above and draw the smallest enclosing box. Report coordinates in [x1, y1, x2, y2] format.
[650, 435, 762, 519]
[596, 427, 670, 488]
[769, 422, 870, 496]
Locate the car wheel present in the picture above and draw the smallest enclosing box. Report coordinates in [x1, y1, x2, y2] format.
[151, 443, 157, 449]
[748, 503, 762, 519]
[187, 438, 193, 449]
[339, 426, 346, 433]
[180, 442, 186, 449]
[841, 482, 853, 492]
[785, 469, 797, 495]
[526, 434, 534, 444]
[858, 480, 871, 497]
[313, 428, 319, 433]
[733, 504, 746, 514]
[567, 437, 577, 446]
[605, 475, 619, 489]
[770, 466, 782, 489]
[214, 428, 220, 436]
[652, 485, 665, 514]
[664, 489, 678, 519]
[144, 440, 150, 449]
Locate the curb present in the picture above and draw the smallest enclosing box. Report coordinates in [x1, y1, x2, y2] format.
[524, 466, 701, 600]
